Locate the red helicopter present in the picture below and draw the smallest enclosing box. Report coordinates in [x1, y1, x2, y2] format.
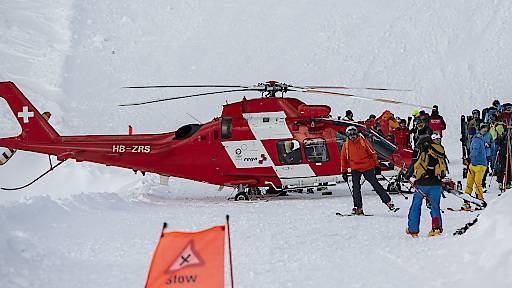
[0, 81, 430, 200]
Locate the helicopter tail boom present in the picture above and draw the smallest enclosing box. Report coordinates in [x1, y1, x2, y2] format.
[0, 82, 60, 145]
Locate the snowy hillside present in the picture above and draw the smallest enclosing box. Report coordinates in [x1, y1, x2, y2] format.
[1, 0, 512, 287]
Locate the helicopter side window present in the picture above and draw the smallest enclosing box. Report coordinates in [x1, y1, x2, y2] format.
[276, 140, 302, 165]
[221, 117, 232, 139]
[335, 132, 347, 152]
[304, 138, 330, 163]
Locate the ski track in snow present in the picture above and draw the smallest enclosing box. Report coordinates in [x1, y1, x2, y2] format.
[1, 0, 512, 287]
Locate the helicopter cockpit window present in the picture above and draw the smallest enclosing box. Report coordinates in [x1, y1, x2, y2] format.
[304, 138, 330, 163]
[276, 140, 302, 165]
[335, 132, 347, 152]
[221, 117, 232, 139]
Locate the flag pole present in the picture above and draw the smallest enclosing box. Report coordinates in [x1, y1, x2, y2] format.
[226, 215, 235, 288]
[161, 222, 167, 238]
[144, 222, 168, 288]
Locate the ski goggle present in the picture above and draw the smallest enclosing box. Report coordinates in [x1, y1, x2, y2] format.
[346, 128, 358, 138]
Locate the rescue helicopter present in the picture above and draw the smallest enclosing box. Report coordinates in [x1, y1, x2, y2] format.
[0, 81, 431, 200]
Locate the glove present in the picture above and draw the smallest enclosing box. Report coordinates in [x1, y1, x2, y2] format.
[342, 172, 349, 182]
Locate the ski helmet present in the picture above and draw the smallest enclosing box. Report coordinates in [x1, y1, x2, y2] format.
[493, 99, 500, 107]
[472, 109, 480, 115]
[431, 133, 442, 141]
[480, 123, 489, 130]
[412, 110, 420, 117]
[346, 126, 358, 138]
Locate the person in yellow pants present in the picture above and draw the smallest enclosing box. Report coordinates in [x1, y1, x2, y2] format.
[463, 123, 489, 210]
[465, 165, 487, 200]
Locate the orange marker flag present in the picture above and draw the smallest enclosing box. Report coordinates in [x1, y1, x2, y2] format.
[145, 224, 226, 288]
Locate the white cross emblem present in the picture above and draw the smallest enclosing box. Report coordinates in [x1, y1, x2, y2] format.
[18, 106, 34, 124]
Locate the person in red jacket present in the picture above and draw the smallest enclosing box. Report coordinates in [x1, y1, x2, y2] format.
[392, 119, 411, 150]
[428, 105, 446, 134]
[341, 126, 397, 215]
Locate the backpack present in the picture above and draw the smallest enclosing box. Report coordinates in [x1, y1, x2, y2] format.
[414, 143, 449, 180]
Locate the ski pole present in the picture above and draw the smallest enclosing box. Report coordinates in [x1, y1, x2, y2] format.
[346, 177, 354, 197]
[501, 126, 510, 195]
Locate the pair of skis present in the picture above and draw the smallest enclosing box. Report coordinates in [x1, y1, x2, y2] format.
[335, 207, 399, 217]
[442, 184, 487, 208]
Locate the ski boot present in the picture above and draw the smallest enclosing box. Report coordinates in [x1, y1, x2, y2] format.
[405, 228, 419, 238]
[351, 207, 364, 215]
[499, 183, 505, 191]
[386, 201, 399, 212]
[507, 183, 512, 190]
[428, 227, 443, 237]
[461, 201, 472, 211]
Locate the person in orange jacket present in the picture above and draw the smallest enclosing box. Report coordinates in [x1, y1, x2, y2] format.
[341, 126, 397, 215]
[377, 110, 399, 137]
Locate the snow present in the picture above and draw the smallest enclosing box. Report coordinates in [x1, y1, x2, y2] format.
[1, 0, 512, 287]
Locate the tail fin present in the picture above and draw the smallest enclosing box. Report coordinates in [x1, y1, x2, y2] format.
[0, 81, 60, 143]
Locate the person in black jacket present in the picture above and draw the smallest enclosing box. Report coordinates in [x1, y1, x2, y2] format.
[495, 131, 511, 190]
[406, 118, 433, 178]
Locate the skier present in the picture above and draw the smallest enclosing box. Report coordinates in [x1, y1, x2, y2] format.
[489, 114, 505, 171]
[341, 126, 396, 215]
[483, 99, 501, 123]
[376, 110, 399, 138]
[462, 123, 489, 210]
[364, 114, 377, 130]
[406, 118, 434, 179]
[342, 110, 354, 122]
[418, 110, 430, 123]
[480, 122, 494, 191]
[392, 119, 411, 150]
[466, 109, 482, 145]
[428, 105, 446, 135]
[495, 129, 511, 191]
[411, 117, 433, 147]
[406, 132, 449, 237]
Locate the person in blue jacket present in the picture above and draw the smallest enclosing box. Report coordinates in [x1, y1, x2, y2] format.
[479, 123, 494, 191]
[463, 123, 489, 210]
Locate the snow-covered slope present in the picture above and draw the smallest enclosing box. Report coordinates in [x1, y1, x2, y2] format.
[1, 0, 512, 287]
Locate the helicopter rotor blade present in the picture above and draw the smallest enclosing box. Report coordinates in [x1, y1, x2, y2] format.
[291, 88, 432, 109]
[123, 85, 251, 89]
[119, 88, 258, 106]
[296, 85, 413, 92]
